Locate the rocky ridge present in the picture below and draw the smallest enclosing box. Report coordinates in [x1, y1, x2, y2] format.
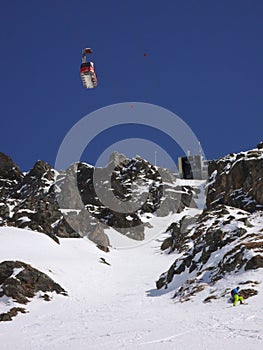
[0, 151, 198, 251]
[156, 206, 263, 300]
[206, 142, 263, 212]
[156, 143, 263, 302]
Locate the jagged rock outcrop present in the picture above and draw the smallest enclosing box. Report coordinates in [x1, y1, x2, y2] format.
[0, 152, 23, 197]
[206, 143, 263, 212]
[0, 260, 67, 321]
[58, 156, 197, 242]
[108, 151, 127, 166]
[0, 260, 67, 303]
[0, 156, 61, 242]
[156, 205, 263, 301]
[0, 307, 27, 322]
[155, 144, 263, 302]
[0, 151, 198, 249]
[11, 160, 56, 199]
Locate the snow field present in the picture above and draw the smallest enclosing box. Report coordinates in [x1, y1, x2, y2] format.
[0, 225, 262, 350]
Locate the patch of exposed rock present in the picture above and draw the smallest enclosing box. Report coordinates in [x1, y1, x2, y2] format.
[156, 205, 263, 301]
[0, 152, 23, 197]
[0, 260, 67, 307]
[206, 143, 263, 212]
[0, 307, 27, 322]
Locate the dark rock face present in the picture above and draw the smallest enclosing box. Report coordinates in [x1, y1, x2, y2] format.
[239, 288, 258, 299]
[245, 255, 263, 270]
[0, 307, 27, 322]
[161, 216, 198, 254]
[0, 152, 23, 182]
[11, 160, 55, 199]
[0, 260, 67, 321]
[0, 152, 198, 250]
[0, 156, 62, 243]
[0, 261, 67, 305]
[206, 146, 263, 212]
[0, 152, 23, 197]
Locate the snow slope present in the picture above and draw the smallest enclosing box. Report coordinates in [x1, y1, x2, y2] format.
[0, 227, 262, 350]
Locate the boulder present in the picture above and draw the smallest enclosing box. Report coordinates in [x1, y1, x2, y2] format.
[0, 261, 67, 305]
[0, 307, 27, 322]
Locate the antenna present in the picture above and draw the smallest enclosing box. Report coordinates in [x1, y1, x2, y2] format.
[154, 151, 157, 167]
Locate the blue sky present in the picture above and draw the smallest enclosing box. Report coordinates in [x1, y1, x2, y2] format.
[0, 0, 262, 171]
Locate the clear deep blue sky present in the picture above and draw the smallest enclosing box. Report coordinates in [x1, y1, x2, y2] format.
[0, 0, 262, 171]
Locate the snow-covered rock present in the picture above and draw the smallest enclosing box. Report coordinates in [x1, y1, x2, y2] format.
[0, 152, 199, 249]
[156, 143, 263, 302]
[206, 143, 263, 212]
[156, 206, 263, 300]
